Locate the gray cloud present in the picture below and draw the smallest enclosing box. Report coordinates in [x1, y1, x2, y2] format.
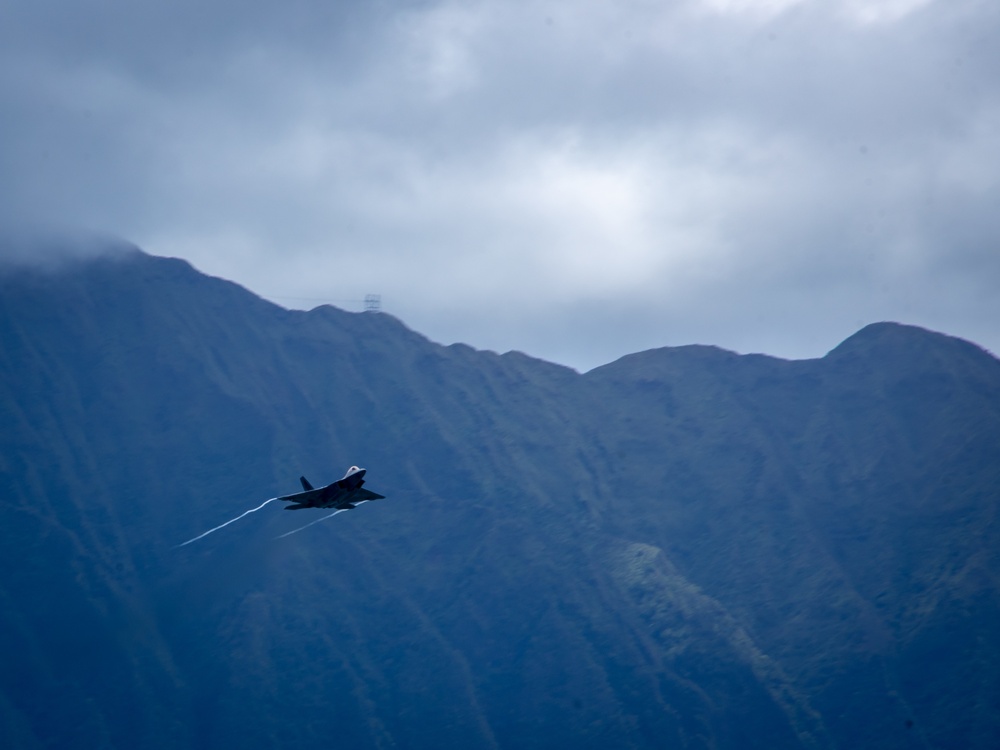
[2, 0, 998, 369]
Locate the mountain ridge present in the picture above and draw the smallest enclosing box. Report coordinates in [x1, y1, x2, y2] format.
[1, 246, 998, 748]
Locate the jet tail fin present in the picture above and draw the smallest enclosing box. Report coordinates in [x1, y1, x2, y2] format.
[300, 476, 314, 491]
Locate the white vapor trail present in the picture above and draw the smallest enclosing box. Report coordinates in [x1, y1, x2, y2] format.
[176, 497, 278, 547]
[276, 508, 348, 539]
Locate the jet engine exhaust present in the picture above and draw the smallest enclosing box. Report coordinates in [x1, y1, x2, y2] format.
[175, 497, 278, 547]
[276, 508, 348, 539]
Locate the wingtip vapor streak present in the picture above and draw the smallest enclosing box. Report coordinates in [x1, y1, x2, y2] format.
[278, 465, 385, 511]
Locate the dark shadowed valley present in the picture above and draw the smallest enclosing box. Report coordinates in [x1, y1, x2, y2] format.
[1, 246, 999, 749]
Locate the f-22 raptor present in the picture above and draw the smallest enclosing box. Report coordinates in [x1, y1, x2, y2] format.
[278, 466, 385, 511]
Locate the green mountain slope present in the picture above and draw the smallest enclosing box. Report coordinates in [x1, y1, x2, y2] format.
[1, 247, 998, 749]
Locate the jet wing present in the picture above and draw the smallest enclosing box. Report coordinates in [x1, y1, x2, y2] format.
[278, 477, 383, 511]
[277, 487, 328, 505]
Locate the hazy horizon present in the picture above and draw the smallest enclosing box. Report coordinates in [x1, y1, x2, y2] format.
[2, 0, 998, 371]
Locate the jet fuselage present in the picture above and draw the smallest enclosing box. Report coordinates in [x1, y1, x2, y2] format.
[278, 465, 385, 511]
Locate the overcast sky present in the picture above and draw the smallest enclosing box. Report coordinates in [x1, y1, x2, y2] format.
[2, 0, 997, 370]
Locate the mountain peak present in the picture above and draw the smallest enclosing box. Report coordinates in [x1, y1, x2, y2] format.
[826, 321, 998, 368]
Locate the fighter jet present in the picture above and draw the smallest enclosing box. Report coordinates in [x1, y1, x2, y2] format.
[278, 466, 385, 511]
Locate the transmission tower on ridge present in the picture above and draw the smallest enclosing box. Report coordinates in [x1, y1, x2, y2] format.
[364, 294, 381, 313]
